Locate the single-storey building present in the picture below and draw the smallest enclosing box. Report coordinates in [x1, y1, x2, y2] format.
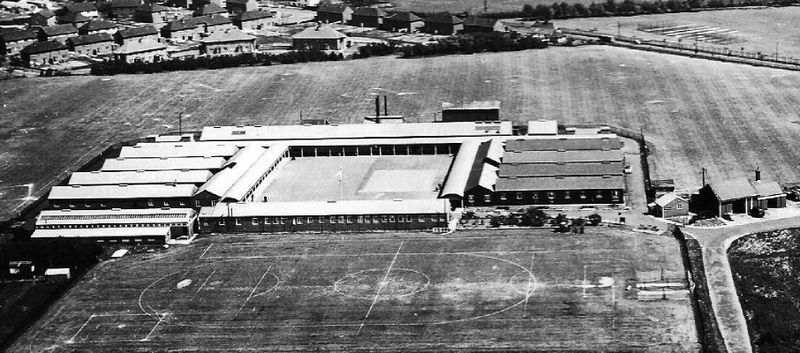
[316, 4, 352, 24]
[20, 40, 69, 66]
[66, 32, 115, 56]
[0, 29, 37, 56]
[78, 19, 117, 35]
[38, 24, 78, 43]
[115, 25, 159, 45]
[463, 17, 506, 33]
[48, 184, 197, 209]
[349, 7, 385, 28]
[113, 39, 168, 63]
[381, 11, 422, 32]
[648, 192, 688, 218]
[108, 0, 142, 18]
[225, 0, 257, 15]
[696, 174, 786, 216]
[423, 13, 463, 35]
[134, 2, 168, 23]
[29, 8, 56, 27]
[200, 28, 254, 56]
[291, 24, 347, 51]
[233, 10, 274, 31]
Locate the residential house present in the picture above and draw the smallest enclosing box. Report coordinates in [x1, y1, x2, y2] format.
[134, 2, 168, 23]
[315, 4, 351, 24]
[78, 19, 117, 35]
[56, 11, 89, 26]
[108, 0, 142, 18]
[349, 7, 384, 27]
[0, 29, 37, 56]
[200, 27, 253, 56]
[29, 8, 56, 27]
[38, 24, 78, 44]
[20, 40, 69, 66]
[423, 14, 462, 35]
[291, 24, 346, 51]
[463, 17, 506, 33]
[696, 171, 786, 216]
[225, 0, 256, 15]
[60, 2, 99, 19]
[648, 192, 688, 218]
[232, 10, 273, 31]
[67, 32, 115, 56]
[113, 38, 167, 63]
[195, 14, 234, 34]
[114, 25, 159, 45]
[381, 11, 422, 32]
[194, 3, 226, 17]
[161, 17, 203, 41]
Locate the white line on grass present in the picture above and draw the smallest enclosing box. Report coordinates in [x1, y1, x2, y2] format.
[66, 314, 95, 344]
[191, 269, 217, 300]
[356, 241, 404, 336]
[523, 252, 535, 316]
[199, 243, 214, 259]
[141, 312, 168, 342]
[204, 249, 611, 261]
[235, 264, 272, 318]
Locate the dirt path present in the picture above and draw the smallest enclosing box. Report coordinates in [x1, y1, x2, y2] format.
[682, 216, 800, 353]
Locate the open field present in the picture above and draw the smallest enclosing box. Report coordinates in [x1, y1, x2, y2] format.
[2, 46, 800, 220]
[9, 228, 698, 352]
[557, 7, 800, 58]
[261, 155, 452, 202]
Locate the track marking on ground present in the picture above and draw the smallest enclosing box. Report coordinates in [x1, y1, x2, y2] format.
[356, 241, 403, 336]
[141, 312, 169, 342]
[191, 269, 216, 300]
[66, 314, 95, 343]
[235, 265, 272, 318]
[199, 243, 214, 259]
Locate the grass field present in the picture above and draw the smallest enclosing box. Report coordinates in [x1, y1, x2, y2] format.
[9, 228, 698, 352]
[557, 7, 800, 58]
[261, 155, 452, 202]
[3, 46, 800, 220]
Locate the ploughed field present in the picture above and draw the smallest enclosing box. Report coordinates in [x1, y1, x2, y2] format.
[8, 228, 698, 352]
[3, 46, 800, 220]
[728, 228, 800, 353]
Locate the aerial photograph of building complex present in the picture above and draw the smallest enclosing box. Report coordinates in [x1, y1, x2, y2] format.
[1, 0, 799, 351]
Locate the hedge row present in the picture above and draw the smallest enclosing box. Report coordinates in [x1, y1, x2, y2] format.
[511, 0, 800, 20]
[401, 32, 548, 57]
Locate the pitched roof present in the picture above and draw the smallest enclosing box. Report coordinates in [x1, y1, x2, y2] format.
[708, 177, 758, 202]
[752, 180, 784, 198]
[69, 170, 212, 185]
[57, 11, 89, 23]
[116, 24, 158, 37]
[292, 25, 346, 40]
[199, 14, 232, 26]
[317, 3, 350, 13]
[352, 7, 385, 17]
[21, 40, 67, 54]
[111, 0, 142, 8]
[33, 8, 55, 18]
[63, 2, 97, 13]
[32, 227, 172, 239]
[67, 32, 113, 46]
[441, 140, 481, 198]
[195, 145, 268, 198]
[49, 184, 197, 200]
[463, 16, 497, 28]
[424, 14, 463, 24]
[225, 0, 252, 5]
[498, 162, 624, 178]
[495, 175, 625, 192]
[193, 3, 226, 15]
[41, 24, 79, 36]
[505, 136, 623, 151]
[37, 208, 196, 226]
[0, 29, 37, 42]
[136, 2, 167, 12]
[79, 19, 117, 31]
[121, 143, 239, 158]
[385, 11, 421, 22]
[200, 28, 254, 43]
[502, 150, 624, 164]
[654, 192, 685, 207]
[236, 10, 273, 21]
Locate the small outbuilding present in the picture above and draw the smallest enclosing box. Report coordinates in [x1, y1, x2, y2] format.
[648, 192, 688, 218]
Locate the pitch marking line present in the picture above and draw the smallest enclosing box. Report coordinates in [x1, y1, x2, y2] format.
[199, 243, 214, 259]
[66, 314, 95, 344]
[203, 249, 612, 261]
[523, 252, 535, 316]
[235, 265, 272, 318]
[356, 241, 404, 336]
[141, 312, 169, 342]
[191, 269, 217, 300]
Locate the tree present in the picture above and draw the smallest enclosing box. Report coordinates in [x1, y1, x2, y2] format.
[588, 2, 605, 16]
[532, 4, 553, 19]
[573, 3, 590, 16]
[618, 0, 641, 13]
[604, 0, 618, 13]
[587, 213, 602, 225]
[559, 2, 576, 17]
[522, 3, 535, 16]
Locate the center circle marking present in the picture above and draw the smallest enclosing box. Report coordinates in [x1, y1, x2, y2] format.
[333, 268, 431, 300]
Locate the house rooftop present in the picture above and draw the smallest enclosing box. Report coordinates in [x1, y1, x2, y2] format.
[63, 2, 97, 13]
[498, 162, 624, 178]
[200, 28, 254, 43]
[48, 184, 198, 200]
[385, 11, 421, 22]
[505, 136, 623, 151]
[235, 10, 273, 21]
[111, 0, 142, 8]
[79, 19, 117, 32]
[136, 2, 167, 12]
[653, 192, 685, 207]
[501, 149, 624, 164]
[495, 175, 625, 192]
[0, 29, 37, 42]
[317, 3, 351, 13]
[352, 7, 386, 17]
[69, 170, 212, 185]
[194, 3, 226, 15]
[41, 23, 78, 36]
[116, 25, 158, 37]
[67, 32, 113, 46]
[57, 11, 89, 23]
[708, 177, 758, 202]
[100, 155, 224, 171]
[424, 14, 463, 24]
[292, 25, 346, 40]
[21, 40, 67, 54]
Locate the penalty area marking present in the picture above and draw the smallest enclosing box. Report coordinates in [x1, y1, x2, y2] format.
[191, 268, 217, 301]
[199, 243, 214, 260]
[235, 264, 273, 318]
[356, 241, 403, 336]
[141, 312, 169, 342]
[66, 314, 95, 344]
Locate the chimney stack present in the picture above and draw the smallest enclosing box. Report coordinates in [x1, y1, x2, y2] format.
[755, 167, 761, 181]
[383, 95, 387, 116]
[374, 96, 380, 121]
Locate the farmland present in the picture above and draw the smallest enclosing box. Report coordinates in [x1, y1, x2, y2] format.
[8, 228, 698, 352]
[2, 46, 800, 220]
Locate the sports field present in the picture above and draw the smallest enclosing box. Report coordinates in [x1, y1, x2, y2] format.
[3, 46, 800, 221]
[261, 155, 452, 202]
[9, 229, 698, 352]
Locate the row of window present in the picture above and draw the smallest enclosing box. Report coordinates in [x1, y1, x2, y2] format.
[95, 238, 159, 243]
[207, 214, 447, 227]
[243, 153, 286, 201]
[37, 223, 187, 229]
[53, 200, 188, 209]
[468, 190, 622, 203]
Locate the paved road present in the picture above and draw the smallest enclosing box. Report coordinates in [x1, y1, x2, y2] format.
[682, 216, 800, 353]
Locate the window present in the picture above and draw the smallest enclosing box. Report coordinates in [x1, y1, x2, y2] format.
[235, 218, 241, 225]
[516, 192, 523, 200]
[374, 216, 380, 223]
[532, 193, 539, 200]
[296, 217, 303, 224]
[211, 200, 217, 206]
[100, 202, 107, 208]
[308, 217, 314, 224]
[329, 216, 336, 224]
[357, 216, 363, 223]
[389, 215, 395, 222]
[319, 216, 325, 224]
[52, 203, 60, 208]
[68, 203, 76, 208]
[381, 215, 388, 223]
[147, 200, 154, 207]
[365, 216, 371, 223]
[439, 215, 446, 222]
[84, 203, 91, 208]
[203, 221, 209, 227]
[546, 192, 555, 200]
[500, 193, 507, 201]
[564, 191, 571, 200]
[484, 195, 491, 203]
[467, 195, 475, 203]
[677, 202, 683, 209]
[596, 191, 603, 199]
[218, 219, 225, 225]
[419, 215, 425, 222]
[580, 191, 587, 199]
[407, 216, 413, 222]
[179, 201, 186, 206]
[195, 200, 201, 207]
[163, 201, 169, 207]
[252, 217, 258, 225]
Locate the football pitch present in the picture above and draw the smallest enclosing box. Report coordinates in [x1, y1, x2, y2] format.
[260, 155, 453, 202]
[11, 229, 699, 352]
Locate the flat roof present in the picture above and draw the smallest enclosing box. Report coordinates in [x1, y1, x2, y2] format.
[199, 199, 449, 217]
[502, 150, 624, 164]
[495, 175, 625, 192]
[199, 122, 513, 141]
[49, 184, 197, 200]
[31, 227, 171, 239]
[37, 208, 196, 226]
[101, 157, 227, 171]
[120, 143, 238, 158]
[527, 120, 558, 135]
[498, 162, 624, 178]
[505, 136, 623, 151]
[69, 170, 212, 185]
